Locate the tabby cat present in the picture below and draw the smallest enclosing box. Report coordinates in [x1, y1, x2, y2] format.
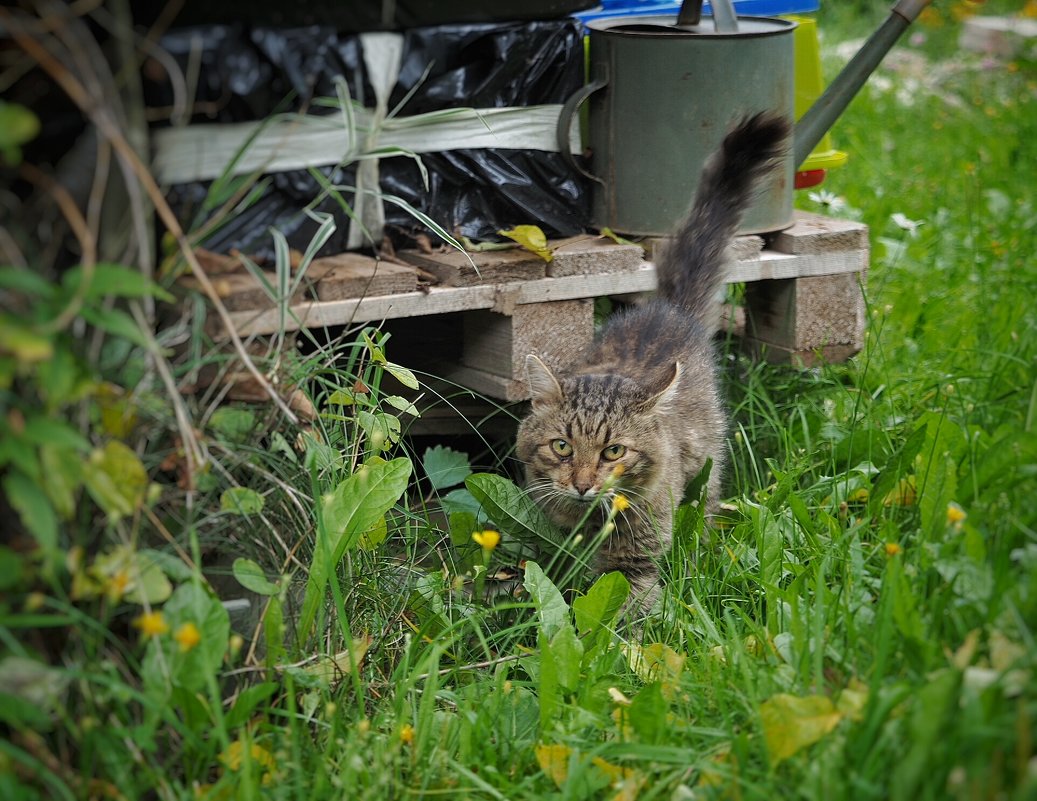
[516, 113, 790, 617]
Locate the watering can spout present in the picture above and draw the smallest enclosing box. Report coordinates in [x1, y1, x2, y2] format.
[793, 0, 934, 169]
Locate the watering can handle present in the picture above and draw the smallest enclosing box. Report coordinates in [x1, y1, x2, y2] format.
[710, 0, 739, 34]
[556, 75, 609, 185]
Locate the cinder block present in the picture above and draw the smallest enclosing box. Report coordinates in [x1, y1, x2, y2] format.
[546, 236, 645, 277]
[455, 299, 595, 400]
[744, 271, 866, 362]
[768, 212, 869, 255]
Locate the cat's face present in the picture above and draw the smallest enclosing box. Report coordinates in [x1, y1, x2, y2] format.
[516, 357, 680, 525]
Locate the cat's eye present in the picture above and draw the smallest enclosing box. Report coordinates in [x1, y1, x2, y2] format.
[601, 444, 627, 461]
[550, 439, 573, 458]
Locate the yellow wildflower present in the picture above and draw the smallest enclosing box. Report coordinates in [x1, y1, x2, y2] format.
[472, 530, 501, 550]
[611, 494, 631, 513]
[884, 542, 903, 557]
[174, 621, 202, 652]
[947, 503, 967, 526]
[399, 724, 414, 745]
[105, 569, 130, 601]
[133, 611, 169, 638]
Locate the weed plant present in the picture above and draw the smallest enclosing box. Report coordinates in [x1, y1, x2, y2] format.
[1, 3, 1035, 800]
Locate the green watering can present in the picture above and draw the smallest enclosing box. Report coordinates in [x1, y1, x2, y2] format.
[559, 0, 934, 235]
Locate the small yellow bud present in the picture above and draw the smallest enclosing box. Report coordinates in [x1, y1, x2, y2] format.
[133, 611, 169, 639]
[174, 621, 202, 652]
[611, 494, 630, 513]
[884, 542, 903, 557]
[946, 503, 967, 526]
[472, 530, 501, 550]
[399, 724, 414, 745]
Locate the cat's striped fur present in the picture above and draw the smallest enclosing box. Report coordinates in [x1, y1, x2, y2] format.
[516, 113, 790, 618]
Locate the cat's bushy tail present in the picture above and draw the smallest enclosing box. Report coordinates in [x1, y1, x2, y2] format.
[654, 112, 790, 329]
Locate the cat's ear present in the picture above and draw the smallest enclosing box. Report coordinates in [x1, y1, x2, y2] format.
[645, 361, 682, 413]
[525, 354, 563, 409]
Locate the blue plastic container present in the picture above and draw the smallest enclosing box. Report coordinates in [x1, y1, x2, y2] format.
[573, 1, 820, 25]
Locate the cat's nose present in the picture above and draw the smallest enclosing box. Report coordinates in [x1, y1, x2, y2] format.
[573, 473, 597, 496]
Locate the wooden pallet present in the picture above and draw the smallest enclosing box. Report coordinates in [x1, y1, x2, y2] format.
[187, 211, 868, 401]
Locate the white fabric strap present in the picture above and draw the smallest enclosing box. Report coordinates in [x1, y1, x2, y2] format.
[349, 32, 406, 247]
[152, 104, 577, 185]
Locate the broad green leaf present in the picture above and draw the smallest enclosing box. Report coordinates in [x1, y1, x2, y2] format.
[299, 457, 411, 639]
[82, 440, 149, 521]
[573, 571, 629, 642]
[3, 470, 57, 551]
[886, 553, 924, 642]
[891, 670, 962, 801]
[209, 407, 257, 442]
[232, 557, 279, 596]
[915, 412, 965, 541]
[92, 545, 172, 604]
[549, 623, 584, 693]
[383, 361, 420, 390]
[220, 487, 265, 516]
[383, 394, 419, 417]
[225, 681, 279, 729]
[78, 306, 151, 349]
[626, 642, 685, 699]
[147, 582, 231, 694]
[974, 430, 1037, 499]
[869, 423, 926, 517]
[423, 444, 472, 491]
[63, 263, 174, 303]
[264, 595, 285, 668]
[448, 511, 479, 547]
[465, 473, 559, 543]
[523, 561, 568, 640]
[140, 549, 194, 582]
[498, 224, 553, 262]
[0, 545, 23, 591]
[628, 681, 668, 744]
[0, 315, 54, 364]
[357, 410, 401, 451]
[0, 266, 53, 298]
[357, 515, 388, 550]
[21, 417, 90, 451]
[760, 693, 844, 764]
[326, 389, 357, 406]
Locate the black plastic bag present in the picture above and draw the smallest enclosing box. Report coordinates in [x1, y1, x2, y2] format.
[148, 19, 591, 259]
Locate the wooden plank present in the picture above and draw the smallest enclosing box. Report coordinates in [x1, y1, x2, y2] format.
[398, 248, 547, 287]
[308, 253, 417, 300]
[226, 246, 868, 336]
[441, 364, 528, 403]
[179, 271, 298, 312]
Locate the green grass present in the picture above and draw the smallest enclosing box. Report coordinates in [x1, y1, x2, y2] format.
[2, 4, 1036, 800]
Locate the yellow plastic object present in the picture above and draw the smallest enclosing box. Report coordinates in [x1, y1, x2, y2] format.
[791, 15, 848, 172]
